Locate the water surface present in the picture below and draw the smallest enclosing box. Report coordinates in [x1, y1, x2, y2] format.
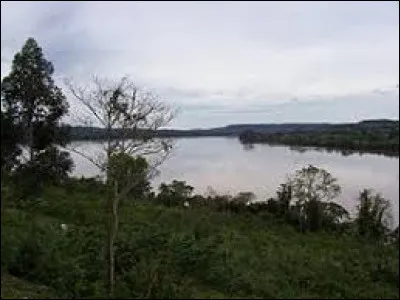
[70, 137, 399, 224]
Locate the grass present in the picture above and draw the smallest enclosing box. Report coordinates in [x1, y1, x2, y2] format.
[1, 273, 55, 299]
[1, 184, 399, 299]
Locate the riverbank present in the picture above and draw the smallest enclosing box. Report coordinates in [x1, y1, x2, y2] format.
[69, 137, 400, 225]
[1, 181, 398, 299]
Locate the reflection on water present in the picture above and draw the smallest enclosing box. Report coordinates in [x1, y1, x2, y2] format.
[70, 137, 399, 224]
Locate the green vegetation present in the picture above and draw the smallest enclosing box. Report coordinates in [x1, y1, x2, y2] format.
[239, 120, 399, 157]
[1, 274, 55, 299]
[1, 178, 399, 299]
[1, 37, 72, 192]
[1, 38, 398, 299]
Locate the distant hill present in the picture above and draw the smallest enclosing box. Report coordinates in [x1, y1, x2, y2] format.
[67, 119, 399, 141]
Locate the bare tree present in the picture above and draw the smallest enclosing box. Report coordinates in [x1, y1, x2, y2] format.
[65, 76, 176, 297]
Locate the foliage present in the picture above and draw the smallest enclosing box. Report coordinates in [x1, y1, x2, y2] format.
[1, 35, 397, 300]
[108, 153, 151, 199]
[389, 226, 399, 245]
[1, 182, 398, 299]
[239, 120, 399, 157]
[10, 147, 73, 200]
[356, 189, 392, 240]
[289, 165, 342, 231]
[156, 180, 194, 207]
[155, 182, 258, 215]
[1, 37, 71, 186]
[155, 166, 350, 234]
[0, 111, 21, 173]
[64, 176, 106, 194]
[267, 183, 293, 217]
[319, 202, 350, 230]
[1, 273, 56, 299]
[1, 37, 69, 151]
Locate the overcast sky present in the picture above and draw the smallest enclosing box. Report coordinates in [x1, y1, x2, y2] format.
[1, 1, 399, 128]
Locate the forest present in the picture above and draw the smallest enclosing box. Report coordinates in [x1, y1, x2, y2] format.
[239, 120, 399, 156]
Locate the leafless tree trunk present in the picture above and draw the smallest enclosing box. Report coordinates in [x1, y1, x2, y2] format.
[106, 178, 119, 296]
[25, 103, 35, 161]
[65, 76, 176, 298]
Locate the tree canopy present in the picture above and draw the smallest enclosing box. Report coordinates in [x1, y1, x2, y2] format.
[1, 37, 72, 185]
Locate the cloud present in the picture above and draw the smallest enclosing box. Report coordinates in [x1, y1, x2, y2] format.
[1, 1, 398, 128]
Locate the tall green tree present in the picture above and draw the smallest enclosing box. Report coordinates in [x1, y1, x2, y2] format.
[356, 189, 392, 239]
[1, 37, 72, 183]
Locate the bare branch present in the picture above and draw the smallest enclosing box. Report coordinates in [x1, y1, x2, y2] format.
[63, 145, 105, 171]
[64, 78, 106, 127]
[65, 75, 176, 178]
[64, 75, 176, 298]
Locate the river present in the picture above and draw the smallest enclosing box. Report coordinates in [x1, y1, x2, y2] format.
[69, 137, 399, 224]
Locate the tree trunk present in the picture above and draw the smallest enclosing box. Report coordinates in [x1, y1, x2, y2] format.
[26, 103, 35, 162]
[26, 118, 34, 161]
[107, 179, 119, 298]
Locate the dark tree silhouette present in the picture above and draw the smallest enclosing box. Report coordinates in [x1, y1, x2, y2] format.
[1, 37, 72, 183]
[0, 111, 21, 173]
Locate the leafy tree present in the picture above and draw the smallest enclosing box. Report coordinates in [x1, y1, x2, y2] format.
[157, 180, 194, 207]
[1, 37, 72, 182]
[356, 189, 392, 239]
[290, 165, 342, 231]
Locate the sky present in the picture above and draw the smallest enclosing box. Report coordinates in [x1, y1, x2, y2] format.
[1, 1, 399, 129]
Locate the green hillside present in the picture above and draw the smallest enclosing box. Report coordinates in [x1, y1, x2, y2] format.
[2, 183, 398, 299]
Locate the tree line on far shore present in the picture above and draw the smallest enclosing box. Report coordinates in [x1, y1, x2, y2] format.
[239, 120, 399, 157]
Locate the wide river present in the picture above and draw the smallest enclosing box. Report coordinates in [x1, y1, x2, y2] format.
[69, 137, 399, 224]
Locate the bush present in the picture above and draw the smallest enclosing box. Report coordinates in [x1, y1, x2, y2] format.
[1, 209, 106, 298]
[1, 180, 398, 299]
[156, 180, 194, 207]
[11, 147, 73, 200]
[108, 153, 151, 200]
[64, 176, 106, 194]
